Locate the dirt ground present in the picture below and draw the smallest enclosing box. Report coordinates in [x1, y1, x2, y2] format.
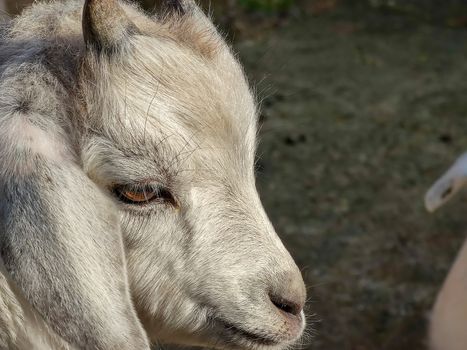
[235, 6, 467, 350]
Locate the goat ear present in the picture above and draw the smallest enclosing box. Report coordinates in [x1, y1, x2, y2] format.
[425, 152, 467, 212]
[0, 121, 149, 349]
[83, 0, 139, 53]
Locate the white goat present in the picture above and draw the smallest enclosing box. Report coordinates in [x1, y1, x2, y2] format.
[425, 152, 467, 350]
[0, 0, 307, 349]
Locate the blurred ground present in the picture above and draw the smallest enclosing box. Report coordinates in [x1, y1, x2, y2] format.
[4, 1, 467, 349]
[238, 5, 467, 350]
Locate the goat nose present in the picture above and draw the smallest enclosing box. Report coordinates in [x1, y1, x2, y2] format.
[269, 294, 304, 316]
[268, 271, 306, 317]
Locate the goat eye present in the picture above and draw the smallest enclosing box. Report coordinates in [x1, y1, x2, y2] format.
[112, 184, 177, 207]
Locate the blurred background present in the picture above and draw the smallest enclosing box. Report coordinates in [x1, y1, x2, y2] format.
[4, 0, 467, 349]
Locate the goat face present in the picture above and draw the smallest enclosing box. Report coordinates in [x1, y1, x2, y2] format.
[80, 0, 307, 348]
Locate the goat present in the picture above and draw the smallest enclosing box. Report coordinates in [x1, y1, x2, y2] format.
[425, 152, 467, 350]
[0, 0, 307, 349]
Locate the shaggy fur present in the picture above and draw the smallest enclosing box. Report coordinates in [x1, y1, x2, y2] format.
[0, 0, 307, 349]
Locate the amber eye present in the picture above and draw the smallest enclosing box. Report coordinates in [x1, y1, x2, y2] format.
[112, 184, 177, 207]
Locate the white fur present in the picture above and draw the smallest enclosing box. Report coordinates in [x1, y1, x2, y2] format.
[0, 1, 307, 349]
[426, 152, 467, 350]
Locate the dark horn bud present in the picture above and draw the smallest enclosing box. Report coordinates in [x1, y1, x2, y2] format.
[83, 0, 139, 52]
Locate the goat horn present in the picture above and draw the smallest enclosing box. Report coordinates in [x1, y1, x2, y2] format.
[161, 0, 196, 15]
[166, 0, 184, 14]
[83, 0, 139, 52]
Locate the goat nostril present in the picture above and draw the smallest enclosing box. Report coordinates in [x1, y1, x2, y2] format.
[269, 294, 303, 317]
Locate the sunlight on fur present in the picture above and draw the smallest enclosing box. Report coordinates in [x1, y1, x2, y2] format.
[0, 0, 307, 349]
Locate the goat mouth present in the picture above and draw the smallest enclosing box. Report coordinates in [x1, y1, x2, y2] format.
[216, 319, 283, 348]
